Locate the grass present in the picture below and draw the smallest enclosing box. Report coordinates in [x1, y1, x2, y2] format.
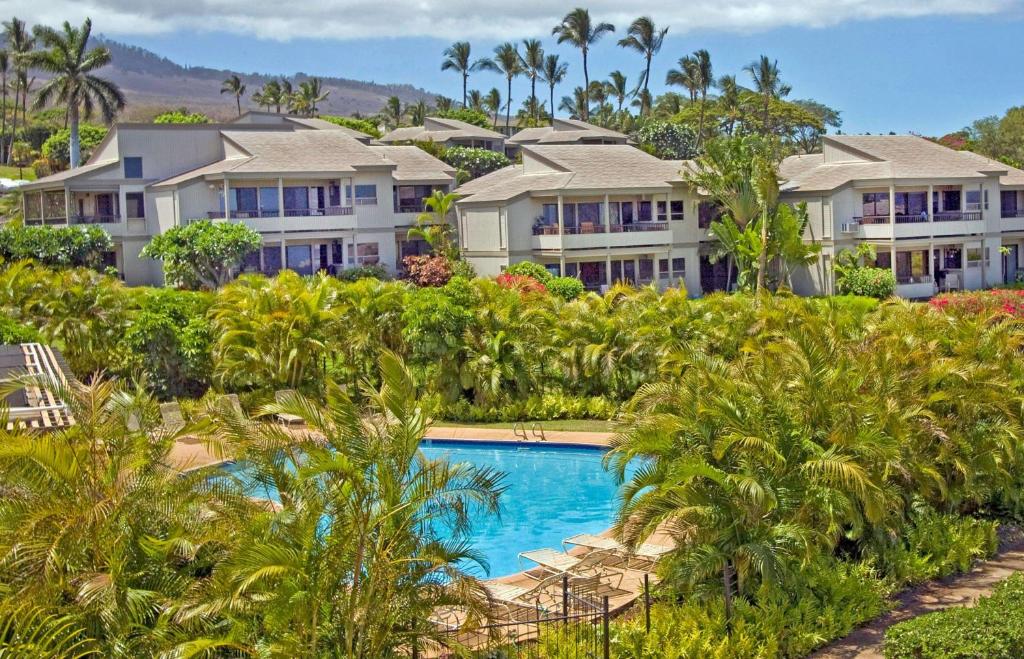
[431, 419, 614, 433]
[0, 165, 35, 181]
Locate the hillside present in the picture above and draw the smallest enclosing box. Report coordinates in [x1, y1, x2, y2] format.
[89, 37, 438, 121]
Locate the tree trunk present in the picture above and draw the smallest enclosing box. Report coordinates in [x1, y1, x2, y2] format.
[0, 71, 6, 164]
[722, 560, 735, 630]
[643, 55, 652, 116]
[69, 105, 81, 169]
[550, 86, 555, 125]
[505, 78, 512, 139]
[581, 49, 590, 122]
[756, 204, 769, 293]
[697, 95, 707, 150]
[531, 77, 537, 124]
[236, 95, 242, 116]
[6, 77, 17, 166]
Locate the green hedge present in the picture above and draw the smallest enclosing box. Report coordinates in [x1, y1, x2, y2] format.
[885, 573, 1024, 659]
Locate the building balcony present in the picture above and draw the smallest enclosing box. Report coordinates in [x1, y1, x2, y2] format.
[846, 211, 985, 239]
[71, 214, 122, 225]
[532, 221, 671, 236]
[531, 222, 673, 251]
[1001, 209, 1024, 232]
[207, 206, 357, 234]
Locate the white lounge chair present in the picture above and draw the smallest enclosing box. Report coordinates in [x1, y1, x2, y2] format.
[159, 402, 185, 432]
[273, 390, 304, 427]
[563, 533, 673, 568]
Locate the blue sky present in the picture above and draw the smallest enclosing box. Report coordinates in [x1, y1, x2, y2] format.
[11, 0, 1024, 135]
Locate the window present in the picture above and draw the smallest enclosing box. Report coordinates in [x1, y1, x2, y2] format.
[862, 192, 890, 218]
[564, 262, 578, 277]
[125, 192, 144, 219]
[233, 187, 258, 213]
[1002, 190, 1019, 217]
[656, 200, 685, 222]
[943, 247, 962, 270]
[541, 203, 558, 224]
[123, 157, 143, 179]
[966, 247, 982, 268]
[399, 239, 430, 258]
[260, 187, 279, 214]
[331, 241, 343, 265]
[395, 184, 434, 213]
[241, 250, 261, 273]
[940, 189, 961, 212]
[545, 264, 561, 278]
[283, 187, 309, 213]
[966, 189, 981, 211]
[639, 258, 654, 280]
[286, 245, 313, 276]
[577, 202, 601, 225]
[872, 252, 892, 270]
[659, 258, 669, 275]
[895, 250, 929, 283]
[638, 201, 652, 222]
[893, 192, 927, 217]
[672, 257, 685, 273]
[563, 204, 577, 230]
[347, 242, 380, 265]
[262, 247, 282, 276]
[352, 184, 377, 205]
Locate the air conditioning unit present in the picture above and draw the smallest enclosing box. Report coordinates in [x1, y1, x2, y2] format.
[840, 222, 859, 233]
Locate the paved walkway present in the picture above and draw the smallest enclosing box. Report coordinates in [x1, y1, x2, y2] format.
[424, 425, 613, 447]
[811, 531, 1024, 659]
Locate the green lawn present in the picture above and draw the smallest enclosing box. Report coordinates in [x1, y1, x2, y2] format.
[0, 165, 35, 181]
[432, 419, 614, 433]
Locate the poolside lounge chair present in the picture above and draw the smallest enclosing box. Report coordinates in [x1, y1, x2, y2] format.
[222, 393, 245, 417]
[273, 390, 304, 427]
[159, 402, 185, 432]
[563, 533, 673, 569]
[519, 548, 640, 594]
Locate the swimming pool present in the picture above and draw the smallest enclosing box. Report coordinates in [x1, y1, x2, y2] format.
[223, 440, 632, 578]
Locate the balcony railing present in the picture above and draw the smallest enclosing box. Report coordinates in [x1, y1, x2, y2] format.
[935, 210, 982, 222]
[71, 214, 122, 225]
[208, 206, 355, 220]
[1002, 209, 1024, 219]
[854, 211, 983, 225]
[532, 222, 670, 236]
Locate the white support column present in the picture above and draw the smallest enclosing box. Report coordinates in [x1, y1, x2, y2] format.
[927, 184, 934, 222]
[890, 244, 897, 282]
[605, 254, 612, 286]
[277, 177, 284, 218]
[603, 193, 611, 232]
[63, 185, 71, 223]
[557, 193, 564, 234]
[280, 238, 287, 270]
[559, 254, 566, 276]
[888, 182, 896, 226]
[223, 176, 231, 221]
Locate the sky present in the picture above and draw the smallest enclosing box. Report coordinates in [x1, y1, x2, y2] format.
[6, 0, 1024, 135]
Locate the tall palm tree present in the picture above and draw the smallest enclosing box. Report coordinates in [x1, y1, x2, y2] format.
[27, 19, 124, 169]
[665, 55, 700, 102]
[0, 50, 7, 164]
[617, 16, 667, 117]
[434, 95, 455, 112]
[467, 88, 484, 112]
[717, 74, 743, 135]
[220, 74, 246, 117]
[407, 99, 427, 126]
[381, 95, 403, 129]
[3, 18, 33, 166]
[480, 43, 522, 137]
[744, 55, 791, 132]
[559, 86, 588, 120]
[440, 41, 492, 108]
[483, 87, 502, 129]
[541, 54, 568, 125]
[691, 49, 714, 149]
[254, 79, 284, 113]
[293, 78, 328, 116]
[520, 38, 544, 124]
[280, 78, 294, 112]
[552, 8, 614, 121]
[408, 190, 460, 260]
[606, 70, 628, 114]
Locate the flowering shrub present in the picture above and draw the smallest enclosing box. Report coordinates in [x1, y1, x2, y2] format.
[930, 289, 1024, 318]
[633, 120, 697, 160]
[402, 255, 452, 287]
[504, 261, 553, 283]
[836, 266, 896, 298]
[441, 146, 510, 180]
[495, 273, 546, 295]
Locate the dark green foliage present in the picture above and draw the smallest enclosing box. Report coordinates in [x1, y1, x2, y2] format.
[547, 276, 585, 301]
[0, 316, 40, 344]
[141, 220, 262, 289]
[633, 120, 698, 159]
[838, 266, 897, 298]
[432, 107, 492, 128]
[504, 260, 553, 283]
[0, 224, 113, 269]
[441, 146, 510, 180]
[336, 263, 389, 282]
[319, 115, 382, 138]
[153, 109, 210, 124]
[885, 573, 1024, 659]
[39, 124, 108, 166]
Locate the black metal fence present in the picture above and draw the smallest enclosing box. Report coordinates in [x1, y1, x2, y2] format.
[413, 574, 653, 659]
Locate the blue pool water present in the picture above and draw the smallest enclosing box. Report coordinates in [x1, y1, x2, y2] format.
[223, 440, 633, 577]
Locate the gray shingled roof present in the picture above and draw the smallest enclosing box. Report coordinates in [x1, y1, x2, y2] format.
[22, 160, 120, 190]
[508, 118, 628, 145]
[369, 145, 456, 183]
[378, 116, 505, 144]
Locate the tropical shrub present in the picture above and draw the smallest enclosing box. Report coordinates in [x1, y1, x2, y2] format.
[885, 573, 1024, 659]
[0, 224, 112, 270]
[39, 123, 108, 166]
[402, 254, 452, 287]
[495, 273, 547, 295]
[0, 316, 40, 344]
[433, 107, 492, 128]
[336, 263, 389, 281]
[836, 266, 896, 298]
[633, 120, 698, 160]
[319, 114, 382, 138]
[547, 276, 585, 301]
[141, 219, 262, 289]
[504, 260, 553, 283]
[440, 393, 618, 423]
[441, 146, 511, 180]
[153, 109, 210, 124]
[930, 288, 1024, 318]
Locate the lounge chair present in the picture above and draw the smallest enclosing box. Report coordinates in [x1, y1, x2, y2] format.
[159, 402, 185, 432]
[563, 533, 673, 569]
[273, 390, 304, 427]
[222, 393, 244, 417]
[519, 548, 637, 593]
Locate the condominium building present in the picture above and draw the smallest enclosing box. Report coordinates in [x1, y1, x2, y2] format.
[780, 135, 1024, 298]
[506, 118, 629, 152]
[20, 116, 455, 285]
[454, 144, 701, 293]
[378, 117, 506, 152]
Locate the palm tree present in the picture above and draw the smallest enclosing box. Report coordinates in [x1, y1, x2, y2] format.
[441, 41, 492, 108]
[407, 99, 427, 126]
[408, 190, 461, 260]
[292, 78, 328, 117]
[381, 95, 403, 129]
[253, 79, 284, 112]
[717, 74, 743, 135]
[552, 8, 614, 121]
[744, 55, 791, 132]
[559, 86, 588, 120]
[467, 88, 484, 112]
[27, 19, 124, 169]
[3, 18, 33, 166]
[617, 16, 667, 117]
[520, 39, 544, 124]
[193, 354, 504, 656]
[435, 95, 455, 112]
[483, 87, 502, 129]
[220, 74, 246, 117]
[541, 54, 568, 125]
[0, 50, 8, 164]
[665, 55, 700, 102]
[691, 49, 714, 149]
[606, 70, 628, 114]
[480, 43, 521, 136]
[280, 78, 294, 112]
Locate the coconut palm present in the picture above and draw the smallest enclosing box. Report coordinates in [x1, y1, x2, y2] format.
[0, 50, 7, 163]
[559, 86, 587, 120]
[441, 41, 492, 108]
[292, 78, 328, 117]
[717, 74, 744, 135]
[467, 88, 483, 112]
[483, 87, 502, 129]
[665, 55, 700, 102]
[25, 19, 123, 169]
[3, 18, 32, 166]
[606, 70, 629, 114]
[617, 16, 667, 117]
[520, 38, 545, 124]
[253, 79, 284, 113]
[407, 99, 427, 126]
[381, 95, 403, 129]
[744, 55, 791, 132]
[552, 8, 614, 121]
[690, 49, 714, 149]
[541, 54, 568, 125]
[435, 95, 455, 112]
[220, 74, 246, 117]
[480, 43, 522, 140]
[189, 354, 505, 656]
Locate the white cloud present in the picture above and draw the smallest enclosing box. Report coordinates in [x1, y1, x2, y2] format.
[5, 0, 1020, 41]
